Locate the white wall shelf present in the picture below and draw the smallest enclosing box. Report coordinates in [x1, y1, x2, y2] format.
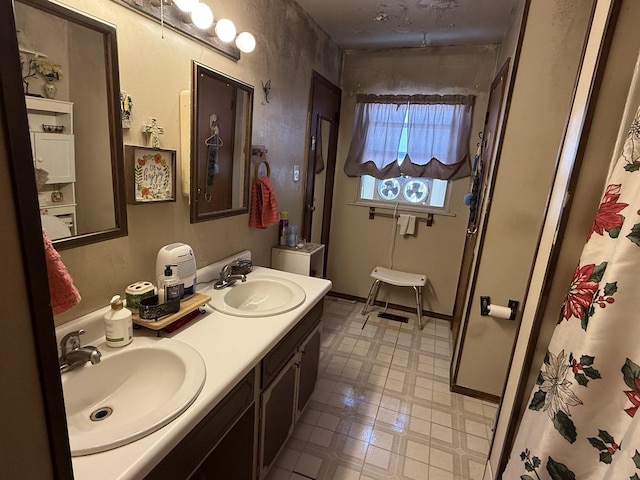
[26, 96, 76, 236]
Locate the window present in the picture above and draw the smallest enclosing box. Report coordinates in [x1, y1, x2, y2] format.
[345, 94, 474, 210]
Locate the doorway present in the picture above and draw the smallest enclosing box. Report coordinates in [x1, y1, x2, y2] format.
[302, 72, 341, 276]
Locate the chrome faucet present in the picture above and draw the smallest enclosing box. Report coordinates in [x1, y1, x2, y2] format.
[213, 261, 248, 290]
[59, 329, 101, 373]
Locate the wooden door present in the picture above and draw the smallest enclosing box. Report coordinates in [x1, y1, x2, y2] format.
[303, 72, 341, 276]
[450, 60, 510, 347]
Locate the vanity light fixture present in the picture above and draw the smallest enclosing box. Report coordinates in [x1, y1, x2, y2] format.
[235, 31, 256, 53]
[214, 18, 236, 43]
[190, 2, 213, 29]
[114, 0, 255, 59]
[173, 0, 198, 13]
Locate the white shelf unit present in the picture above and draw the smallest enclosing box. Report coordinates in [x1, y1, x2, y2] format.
[271, 243, 325, 278]
[26, 97, 77, 236]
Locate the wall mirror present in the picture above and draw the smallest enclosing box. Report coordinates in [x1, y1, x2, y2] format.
[190, 61, 253, 223]
[14, 0, 127, 250]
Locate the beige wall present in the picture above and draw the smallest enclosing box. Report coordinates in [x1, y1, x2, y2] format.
[455, 0, 594, 396]
[70, 23, 114, 234]
[48, 0, 341, 324]
[328, 45, 498, 316]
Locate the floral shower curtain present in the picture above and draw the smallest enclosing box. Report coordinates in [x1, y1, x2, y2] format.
[504, 106, 640, 479]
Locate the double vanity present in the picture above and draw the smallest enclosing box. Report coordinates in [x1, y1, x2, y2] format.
[57, 260, 331, 480]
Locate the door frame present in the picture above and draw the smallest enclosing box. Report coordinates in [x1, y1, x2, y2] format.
[302, 71, 341, 276]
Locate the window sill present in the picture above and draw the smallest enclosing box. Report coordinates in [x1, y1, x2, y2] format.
[348, 201, 456, 217]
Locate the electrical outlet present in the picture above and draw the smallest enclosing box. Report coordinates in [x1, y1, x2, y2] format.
[293, 165, 300, 182]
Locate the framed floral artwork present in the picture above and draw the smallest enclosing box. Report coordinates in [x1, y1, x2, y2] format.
[125, 145, 176, 204]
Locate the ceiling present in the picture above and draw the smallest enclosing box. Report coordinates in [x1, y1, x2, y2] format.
[294, 0, 522, 50]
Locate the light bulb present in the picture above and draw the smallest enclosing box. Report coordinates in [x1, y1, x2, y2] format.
[235, 31, 256, 53]
[191, 2, 214, 30]
[173, 0, 198, 13]
[215, 19, 236, 43]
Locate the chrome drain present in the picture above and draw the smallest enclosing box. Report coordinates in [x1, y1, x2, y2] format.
[90, 407, 113, 422]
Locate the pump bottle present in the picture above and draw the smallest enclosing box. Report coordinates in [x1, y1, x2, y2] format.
[104, 295, 133, 347]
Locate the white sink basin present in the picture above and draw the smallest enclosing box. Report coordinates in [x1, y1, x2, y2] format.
[207, 275, 306, 317]
[62, 337, 206, 456]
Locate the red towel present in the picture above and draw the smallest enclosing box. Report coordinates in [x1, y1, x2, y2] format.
[43, 230, 81, 315]
[249, 176, 279, 229]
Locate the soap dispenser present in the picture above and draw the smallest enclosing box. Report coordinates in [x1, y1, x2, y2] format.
[158, 264, 181, 303]
[104, 295, 133, 347]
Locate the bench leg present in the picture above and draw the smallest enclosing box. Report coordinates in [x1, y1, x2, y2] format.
[362, 279, 382, 315]
[413, 286, 424, 330]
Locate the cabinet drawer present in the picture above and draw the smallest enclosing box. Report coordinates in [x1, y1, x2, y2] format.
[261, 300, 323, 388]
[146, 368, 255, 480]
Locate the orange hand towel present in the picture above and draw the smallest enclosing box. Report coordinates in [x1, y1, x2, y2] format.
[43, 230, 81, 315]
[249, 176, 279, 229]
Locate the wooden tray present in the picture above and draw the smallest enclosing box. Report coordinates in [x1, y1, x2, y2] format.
[132, 292, 211, 331]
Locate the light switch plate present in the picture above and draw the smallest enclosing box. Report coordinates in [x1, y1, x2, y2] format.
[293, 165, 300, 182]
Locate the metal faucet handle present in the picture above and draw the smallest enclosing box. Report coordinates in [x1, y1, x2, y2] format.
[59, 329, 85, 358]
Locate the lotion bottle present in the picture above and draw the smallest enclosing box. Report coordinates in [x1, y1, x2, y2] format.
[104, 295, 133, 347]
[158, 264, 181, 303]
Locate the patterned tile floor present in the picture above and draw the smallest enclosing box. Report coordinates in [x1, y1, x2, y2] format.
[264, 297, 497, 480]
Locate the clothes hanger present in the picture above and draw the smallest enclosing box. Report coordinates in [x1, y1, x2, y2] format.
[204, 113, 224, 146]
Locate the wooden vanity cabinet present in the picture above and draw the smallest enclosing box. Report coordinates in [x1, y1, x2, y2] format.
[296, 325, 321, 420]
[259, 301, 323, 478]
[146, 299, 324, 480]
[145, 369, 258, 480]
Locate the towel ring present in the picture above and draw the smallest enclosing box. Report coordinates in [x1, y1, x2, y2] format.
[254, 157, 270, 184]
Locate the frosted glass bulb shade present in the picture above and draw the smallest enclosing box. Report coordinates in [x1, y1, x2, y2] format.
[215, 19, 236, 43]
[236, 32, 256, 53]
[191, 3, 214, 29]
[173, 0, 198, 13]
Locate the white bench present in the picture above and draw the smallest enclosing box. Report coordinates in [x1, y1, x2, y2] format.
[361, 266, 427, 330]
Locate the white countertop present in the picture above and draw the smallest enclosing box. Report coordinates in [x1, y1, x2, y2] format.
[65, 266, 332, 480]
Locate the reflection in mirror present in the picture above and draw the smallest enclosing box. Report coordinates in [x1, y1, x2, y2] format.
[310, 118, 331, 244]
[190, 62, 253, 223]
[14, 0, 126, 250]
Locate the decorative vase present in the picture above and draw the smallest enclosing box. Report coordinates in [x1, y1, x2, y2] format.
[44, 80, 57, 99]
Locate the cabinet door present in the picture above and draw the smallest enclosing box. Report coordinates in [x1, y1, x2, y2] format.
[191, 406, 255, 480]
[33, 132, 75, 183]
[296, 326, 321, 420]
[260, 356, 297, 475]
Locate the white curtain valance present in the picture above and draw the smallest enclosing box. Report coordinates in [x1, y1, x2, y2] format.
[344, 94, 475, 180]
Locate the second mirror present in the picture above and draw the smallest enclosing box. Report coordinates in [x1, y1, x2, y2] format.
[190, 62, 253, 223]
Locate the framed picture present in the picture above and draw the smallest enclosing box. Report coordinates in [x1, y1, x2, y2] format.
[125, 145, 176, 204]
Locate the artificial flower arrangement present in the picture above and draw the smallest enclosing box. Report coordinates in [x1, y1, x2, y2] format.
[32, 59, 63, 81]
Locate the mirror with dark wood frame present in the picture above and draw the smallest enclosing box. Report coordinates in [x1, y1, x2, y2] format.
[190, 62, 253, 223]
[14, 0, 127, 250]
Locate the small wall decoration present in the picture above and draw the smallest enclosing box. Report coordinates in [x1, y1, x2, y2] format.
[120, 91, 133, 129]
[125, 145, 176, 204]
[142, 117, 164, 147]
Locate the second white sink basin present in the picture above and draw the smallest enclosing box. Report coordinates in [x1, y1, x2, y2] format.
[62, 337, 206, 456]
[207, 275, 306, 317]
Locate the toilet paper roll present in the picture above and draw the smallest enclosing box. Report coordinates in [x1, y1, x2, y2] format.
[488, 304, 513, 319]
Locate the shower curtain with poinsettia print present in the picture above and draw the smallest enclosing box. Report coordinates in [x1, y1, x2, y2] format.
[504, 106, 640, 479]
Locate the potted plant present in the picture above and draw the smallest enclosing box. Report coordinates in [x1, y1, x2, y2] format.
[32, 59, 63, 98]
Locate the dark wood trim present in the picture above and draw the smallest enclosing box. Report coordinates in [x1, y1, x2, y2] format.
[327, 291, 452, 322]
[451, 384, 500, 404]
[496, 1, 622, 476]
[18, 0, 129, 251]
[1, 2, 73, 477]
[304, 71, 342, 276]
[451, 0, 531, 386]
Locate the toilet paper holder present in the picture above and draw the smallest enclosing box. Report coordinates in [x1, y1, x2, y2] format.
[480, 296, 519, 321]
